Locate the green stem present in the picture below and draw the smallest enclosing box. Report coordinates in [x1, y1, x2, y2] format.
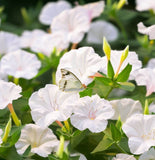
[56, 136, 64, 159]
[7, 103, 21, 126]
[144, 99, 149, 115]
[105, 87, 114, 99]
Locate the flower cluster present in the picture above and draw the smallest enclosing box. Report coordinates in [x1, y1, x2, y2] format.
[0, 0, 155, 160]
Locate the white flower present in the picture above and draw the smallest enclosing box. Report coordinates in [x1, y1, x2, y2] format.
[0, 128, 3, 144]
[81, 1, 105, 21]
[147, 58, 155, 69]
[135, 68, 155, 96]
[0, 31, 20, 54]
[112, 153, 136, 160]
[56, 47, 104, 86]
[15, 124, 59, 157]
[86, 20, 119, 44]
[20, 29, 47, 48]
[70, 94, 114, 133]
[51, 7, 90, 43]
[139, 148, 155, 160]
[137, 22, 155, 40]
[100, 50, 142, 80]
[136, 0, 155, 12]
[31, 32, 69, 56]
[122, 114, 155, 154]
[110, 98, 142, 123]
[0, 80, 22, 109]
[29, 84, 79, 127]
[0, 49, 41, 79]
[39, 0, 71, 25]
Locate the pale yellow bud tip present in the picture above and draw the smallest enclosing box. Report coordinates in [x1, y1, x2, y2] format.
[120, 45, 129, 63]
[103, 37, 111, 61]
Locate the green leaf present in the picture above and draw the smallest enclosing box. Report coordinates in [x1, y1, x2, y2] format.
[79, 81, 95, 97]
[107, 60, 114, 78]
[92, 137, 114, 153]
[116, 64, 132, 82]
[95, 77, 113, 86]
[118, 82, 135, 91]
[22, 145, 31, 157]
[110, 124, 121, 142]
[70, 130, 104, 154]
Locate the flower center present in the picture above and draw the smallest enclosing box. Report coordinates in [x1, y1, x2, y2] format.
[88, 109, 96, 120]
[141, 129, 155, 140]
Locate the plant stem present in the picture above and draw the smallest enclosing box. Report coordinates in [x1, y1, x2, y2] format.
[56, 120, 64, 128]
[71, 43, 78, 50]
[105, 86, 114, 99]
[7, 103, 21, 126]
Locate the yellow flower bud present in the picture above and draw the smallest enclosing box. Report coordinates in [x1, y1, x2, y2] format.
[103, 37, 111, 61]
[120, 45, 129, 63]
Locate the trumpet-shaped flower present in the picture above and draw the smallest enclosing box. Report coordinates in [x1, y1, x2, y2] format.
[0, 31, 20, 54]
[147, 58, 155, 69]
[70, 94, 114, 133]
[100, 50, 142, 80]
[20, 29, 47, 48]
[56, 47, 104, 86]
[0, 50, 41, 79]
[135, 68, 155, 96]
[0, 129, 3, 144]
[136, 0, 155, 12]
[86, 20, 118, 44]
[51, 7, 90, 43]
[15, 124, 59, 157]
[78, 1, 105, 21]
[110, 98, 142, 122]
[137, 22, 155, 40]
[122, 114, 155, 154]
[39, 1, 71, 25]
[31, 32, 69, 56]
[139, 148, 155, 160]
[0, 80, 22, 109]
[112, 153, 136, 160]
[29, 84, 79, 127]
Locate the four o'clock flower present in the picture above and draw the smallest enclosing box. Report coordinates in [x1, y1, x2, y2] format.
[29, 84, 79, 127]
[100, 50, 142, 80]
[136, 0, 155, 12]
[86, 20, 119, 44]
[0, 49, 41, 79]
[70, 94, 114, 133]
[0, 80, 22, 110]
[135, 68, 155, 96]
[122, 114, 155, 154]
[112, 153, 136, 160]
[31, 32, 69, 56]
[0, 31, 21, 54]
[51, 7, 90, 44]
[147, 58, 155, 69]
[78, 1, 105, 21]
[139, 148, 155, 160]
[110, 98, 142, 123]
[56, 47, 104, 86]
[15, 124, 59, 157]
[39, 0, 71, 25]
[20, 29, 47, 49]
[137, 22, 155, 40]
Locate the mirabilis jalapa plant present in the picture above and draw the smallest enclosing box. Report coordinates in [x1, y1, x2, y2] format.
[0, 0, 155, 160]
